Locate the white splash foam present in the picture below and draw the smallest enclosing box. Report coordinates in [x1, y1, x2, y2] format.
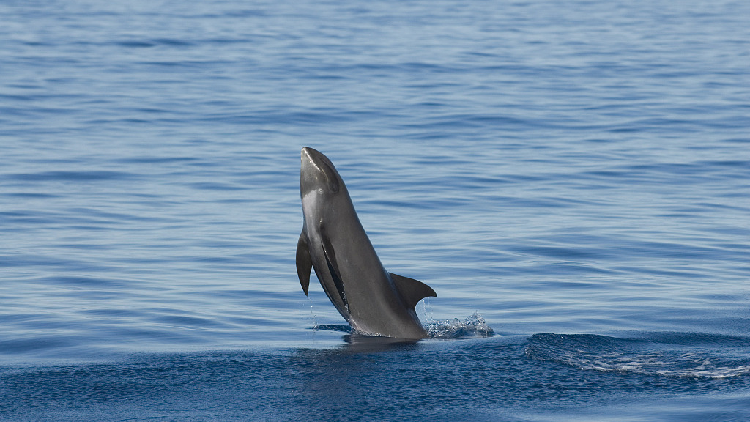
[426, 312, 495, 339]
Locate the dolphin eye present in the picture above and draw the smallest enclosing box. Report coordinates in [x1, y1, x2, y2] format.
[327, 177, 339, 193]
[321, 162, 340, 193]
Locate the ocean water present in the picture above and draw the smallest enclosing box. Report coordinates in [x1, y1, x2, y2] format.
[1, 0, 749, 420]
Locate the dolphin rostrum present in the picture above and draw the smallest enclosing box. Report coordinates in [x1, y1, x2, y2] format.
[296, 147, 437, 339]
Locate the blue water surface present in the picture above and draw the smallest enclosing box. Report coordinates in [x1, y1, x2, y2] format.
[1, 0, 750, 420]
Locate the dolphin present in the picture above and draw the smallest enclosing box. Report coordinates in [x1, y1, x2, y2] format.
[296, 147, 437, 339]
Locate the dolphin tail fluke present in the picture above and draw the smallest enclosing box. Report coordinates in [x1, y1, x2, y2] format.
[296, 233, 312, 295]
[390, 273, 437, 311]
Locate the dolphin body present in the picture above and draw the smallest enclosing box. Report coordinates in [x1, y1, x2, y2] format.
[296, 147, 437, 339]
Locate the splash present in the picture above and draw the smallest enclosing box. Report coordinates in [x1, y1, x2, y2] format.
[425, 312, 495, 339]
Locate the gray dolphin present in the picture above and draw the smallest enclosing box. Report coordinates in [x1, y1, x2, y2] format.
[296, 147, 437, 339]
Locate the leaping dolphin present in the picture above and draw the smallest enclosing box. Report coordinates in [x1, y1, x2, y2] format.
[296, 147, 437, 339]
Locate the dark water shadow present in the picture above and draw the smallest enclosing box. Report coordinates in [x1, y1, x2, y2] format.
[341, 333, 420, 353]
[308, 324, 421, 353]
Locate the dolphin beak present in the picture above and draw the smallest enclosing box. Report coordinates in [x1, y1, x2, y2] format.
[301, 147, 317, 172]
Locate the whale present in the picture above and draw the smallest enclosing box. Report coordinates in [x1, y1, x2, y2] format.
[296, 147, 437, 339]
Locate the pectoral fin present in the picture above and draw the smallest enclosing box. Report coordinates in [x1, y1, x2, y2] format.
[390, 273, 437, 310]
[321, 231, 348, 311]
[296, 232, 312, 295]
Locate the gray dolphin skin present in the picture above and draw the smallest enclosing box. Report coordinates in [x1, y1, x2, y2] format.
[296, 147, 437, 339]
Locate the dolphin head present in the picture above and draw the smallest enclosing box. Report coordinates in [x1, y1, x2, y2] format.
[300, 147, 344, 197]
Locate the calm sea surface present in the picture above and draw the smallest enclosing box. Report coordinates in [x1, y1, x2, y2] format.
[1, 0, 749, 420]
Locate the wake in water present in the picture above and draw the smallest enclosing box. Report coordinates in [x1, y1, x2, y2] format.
[310, 324, 352, 333]
[526, 333, 750, 379]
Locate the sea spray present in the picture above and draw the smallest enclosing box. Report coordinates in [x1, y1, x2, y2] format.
[426, 312, 495, 339]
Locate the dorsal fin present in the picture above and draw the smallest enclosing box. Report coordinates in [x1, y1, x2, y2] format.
[296, 232, 312, 295]
[390, 273, 437, 310]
